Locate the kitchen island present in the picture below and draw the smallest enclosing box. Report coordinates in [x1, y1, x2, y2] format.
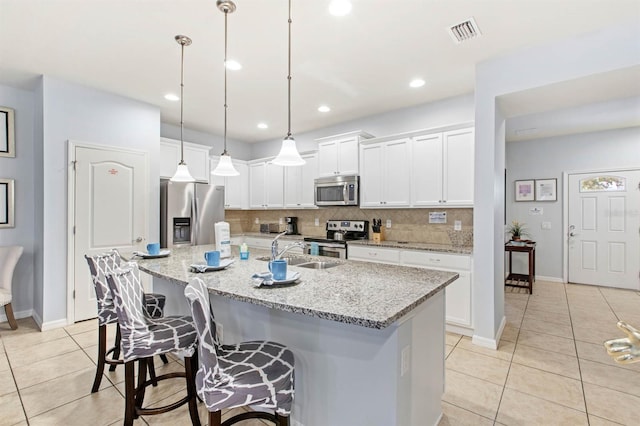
[129, 245, 458, 426]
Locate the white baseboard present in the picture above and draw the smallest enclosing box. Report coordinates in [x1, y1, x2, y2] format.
[32, 310, 43, 329]
[471, 316, 506, 350]
[536, 275, 565, 283]
[446, 323, 473, 337]
[40, 318, 69, 331]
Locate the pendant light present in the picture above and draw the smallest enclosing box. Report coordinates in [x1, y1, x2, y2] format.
[170, 35, 196, 182]
[212, 0, 240, 177]
[272, 0, 306, 166]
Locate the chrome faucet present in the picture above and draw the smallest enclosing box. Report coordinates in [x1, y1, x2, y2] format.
[271, 231, 306, 261]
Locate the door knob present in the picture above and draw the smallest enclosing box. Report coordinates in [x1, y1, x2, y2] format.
[135, 237, 144, 243]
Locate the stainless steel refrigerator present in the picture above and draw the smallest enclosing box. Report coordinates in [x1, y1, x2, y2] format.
[160, 179, 225, 248]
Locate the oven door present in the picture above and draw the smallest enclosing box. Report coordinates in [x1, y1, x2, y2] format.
[305, 243, 347, 259]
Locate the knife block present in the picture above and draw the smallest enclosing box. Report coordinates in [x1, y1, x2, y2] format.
[372, 228, 384, 243]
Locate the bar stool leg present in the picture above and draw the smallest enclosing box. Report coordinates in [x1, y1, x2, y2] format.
[184, 353, 201, 426]
[160, 354, 169, 364]
[147, 356, 158, 387]
[208, 411, 222, 426]
[109, 324, 122, 372]
[134, 358, 148, 419]
[123, 361, 136, 426]
[276, 413, 290, 426]
[92, 325, 107, 393]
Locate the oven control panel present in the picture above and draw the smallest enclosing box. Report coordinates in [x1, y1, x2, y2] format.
[326, 220, 368, 232]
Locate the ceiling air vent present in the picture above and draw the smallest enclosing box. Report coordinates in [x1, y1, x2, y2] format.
[448, 17, 481, 44]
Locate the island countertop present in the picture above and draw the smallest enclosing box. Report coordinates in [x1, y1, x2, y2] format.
[126, 245, 458, 329]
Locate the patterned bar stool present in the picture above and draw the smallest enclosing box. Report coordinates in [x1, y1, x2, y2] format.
[85, 249, 169, 393]
[106, 263, 200, 426]
[184, 278, 294, 426]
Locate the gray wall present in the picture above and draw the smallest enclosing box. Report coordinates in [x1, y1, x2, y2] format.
[160, 122, 252, 161]
[506, 126, 640, 279]
[0, 84, 36, 319]
[250, 93, 475, 159]
[40, 76, 161, 325]
[474, 22, 640, 346]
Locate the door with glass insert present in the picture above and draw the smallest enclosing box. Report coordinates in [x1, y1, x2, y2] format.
[568, 170, 640, 290]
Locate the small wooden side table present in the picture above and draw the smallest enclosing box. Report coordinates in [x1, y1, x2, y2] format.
[505, 241, 536, 294]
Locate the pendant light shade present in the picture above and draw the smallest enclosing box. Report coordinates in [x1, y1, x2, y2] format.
[272, 0, 305, 167]
[212, 0, 240, 177]
[170, 35, 196, 183]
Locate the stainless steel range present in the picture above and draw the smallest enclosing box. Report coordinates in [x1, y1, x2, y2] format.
[304, 220, 369, 259]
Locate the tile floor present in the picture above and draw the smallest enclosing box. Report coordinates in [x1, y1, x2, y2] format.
[1, 280, 639, 425]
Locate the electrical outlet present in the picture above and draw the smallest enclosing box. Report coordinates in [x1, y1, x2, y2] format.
[386, 219, 392, 229]
[315, 218, 319, 226]
[215, 323, 223, 343]
[542, 221, 552, 230]
[279, 217, 283, 225]
[255, 218, 259, 224]
[454, 220, 462, 231]
[401, 345, 411, 376]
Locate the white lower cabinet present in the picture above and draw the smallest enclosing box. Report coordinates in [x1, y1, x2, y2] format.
[347, 245, 401, 265]
[349, 244, 473, 334]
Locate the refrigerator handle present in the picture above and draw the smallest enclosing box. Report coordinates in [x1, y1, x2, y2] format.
[192, 194, 198, 246]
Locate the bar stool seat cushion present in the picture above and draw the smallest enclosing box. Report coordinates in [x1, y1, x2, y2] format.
[185, 278, 294, 417]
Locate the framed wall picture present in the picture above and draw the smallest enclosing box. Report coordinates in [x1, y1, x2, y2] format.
[0, 107, 15, 158]
[535, 178, 557, 201]
[515, 179, 534, 201]
[0, 178, 15, 228]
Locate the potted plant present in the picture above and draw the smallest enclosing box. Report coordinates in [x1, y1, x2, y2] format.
[507, 220, 528, 241]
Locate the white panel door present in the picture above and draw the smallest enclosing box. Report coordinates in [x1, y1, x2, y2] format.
[568, 170, 640, 290]
[74, 145, 148, 321]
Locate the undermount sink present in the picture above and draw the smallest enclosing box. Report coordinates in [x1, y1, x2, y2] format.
[296, 261, 341, 269]
[255, 256, 341, 269]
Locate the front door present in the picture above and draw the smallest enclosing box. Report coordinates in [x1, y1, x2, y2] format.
[568, 170, 640, 290]
[72, 144, 149, 322]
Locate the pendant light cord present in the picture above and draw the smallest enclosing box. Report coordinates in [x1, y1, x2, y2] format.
[179, 40, 186, 164]
[223, 10, 229, 155]
[286, 0, 292, 139]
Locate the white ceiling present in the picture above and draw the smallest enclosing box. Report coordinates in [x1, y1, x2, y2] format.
[1, 0, 639, 143]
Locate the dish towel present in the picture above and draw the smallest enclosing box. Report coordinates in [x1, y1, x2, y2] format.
[191, 264, 211, 273]
[251, 272, 275, 287]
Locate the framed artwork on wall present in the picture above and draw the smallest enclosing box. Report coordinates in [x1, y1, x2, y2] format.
[0, 107, 15, 158]
[0, 178, 15, 228]
[515, 179, 534, 201]
[535, 178, 557, 201]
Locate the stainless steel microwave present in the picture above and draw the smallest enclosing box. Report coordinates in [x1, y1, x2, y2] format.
[314, 175, 359, 206]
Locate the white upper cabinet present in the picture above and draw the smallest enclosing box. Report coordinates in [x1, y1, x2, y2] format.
[249, 159, 284, 209]
[284, 152, 318, 208]
[160, 137, 211, 183]
[316, 131, 373, 177]
[411, 127, 474, 207]
[442, 128, 474, 206]
[210, 156, 249, 209]
[360, 138, 411, 208]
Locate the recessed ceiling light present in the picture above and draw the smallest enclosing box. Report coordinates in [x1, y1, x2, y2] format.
[257, 123, 268, 129]
[225, 60, 242, 70]
[409, 79, 425, 88]
[164, 93, 180, 101]
[329, 0, 352, 16]
[318, 105, 331, 112]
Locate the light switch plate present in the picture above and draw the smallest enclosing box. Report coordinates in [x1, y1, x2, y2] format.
[454, 220, 462, 231]
[255, 218, 259, 224]
[279, 217, 283, 225]
[386, 219, 392, 229]
[542, 221, 552, 230]
[315, 218, 319, 226]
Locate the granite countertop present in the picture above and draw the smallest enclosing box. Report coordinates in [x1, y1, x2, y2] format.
[236, 233, 473, 254]
[126, 245, 458, 330]
[347, 240, 473, 255]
